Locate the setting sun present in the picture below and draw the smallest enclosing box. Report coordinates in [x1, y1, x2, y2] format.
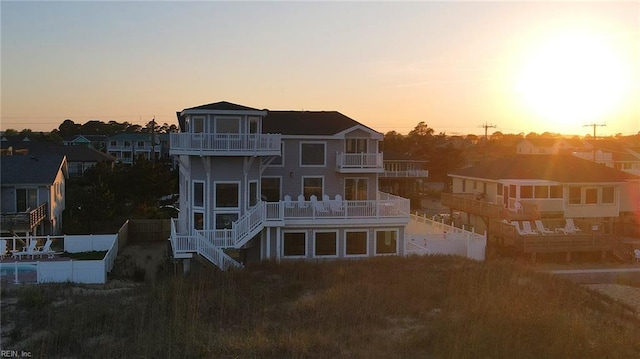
[514, 31, 631, 130]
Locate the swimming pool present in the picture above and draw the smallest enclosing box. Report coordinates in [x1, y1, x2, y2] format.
[0, 263, 37, 276]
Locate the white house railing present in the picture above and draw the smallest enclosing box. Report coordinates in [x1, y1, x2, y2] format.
[380, 170, 429, 178]
[170, 133, 281, 155]
[336, 152, 384, 171]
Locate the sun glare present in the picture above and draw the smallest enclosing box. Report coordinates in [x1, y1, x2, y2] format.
[515, 31, 630, 131]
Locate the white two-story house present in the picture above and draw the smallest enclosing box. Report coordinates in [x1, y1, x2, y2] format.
[168, 101, 416, 270]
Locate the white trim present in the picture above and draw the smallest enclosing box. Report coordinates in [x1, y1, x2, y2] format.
[344, 230, 369, 257]
[334, 124, 383, 140]
[281, 230, 307, 258]
[299, 141, 326, 167]
[191, 180, 205, 209]
[313, 230, 338, 258]
[374, 229, 399, 256]
[181, 109, 267, 117]
[214, 181, 241, 209]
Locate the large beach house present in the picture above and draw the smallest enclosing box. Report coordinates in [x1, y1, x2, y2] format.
[168, 101, 484, 270]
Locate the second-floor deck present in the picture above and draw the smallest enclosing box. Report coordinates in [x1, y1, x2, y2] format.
[0, 203, 48, 233]
[335, 152, 384, 173]
[170, 133, 282, 156]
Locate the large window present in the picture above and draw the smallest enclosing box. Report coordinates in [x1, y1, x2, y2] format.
[346, 231, 368, 256]
[520, 185, 533, 199]
[216, 117, 240, 133]
[345, 178, 368, 200]
[585, 188, 598, 204]
[375, 230, 397, 255]
[193, 181, 204, 208]
[568, 187, 581, 204]
[300, 142, 325, 166]
[193, 212, 204, 230]
[534, 186, 548, 198]
[346, 138, 367, 153]
[216, 183, 239, 208]
[303, 177, 323, 199]
[602, 187, 614, 204]
[261, 177, 281, 202]
[16, 188, 38, 212]
[283, 232, 306, 257]
[216, 213, 238, 229]
[314, 231, 337, 257]
[549, 186, 563, 198]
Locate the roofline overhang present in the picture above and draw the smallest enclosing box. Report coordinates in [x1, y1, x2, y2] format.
[180, 109, 268, 117]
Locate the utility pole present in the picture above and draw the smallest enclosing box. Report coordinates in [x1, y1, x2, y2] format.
[150, 116, 157, 167]
[583, 123, 606, 140]
[480, 122, 497, 143]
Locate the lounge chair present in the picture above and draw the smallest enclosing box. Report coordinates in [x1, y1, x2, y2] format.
[297, 194, 307, 208]
[330, 194, 344, 213]
[511, 221, 528, 236]
[283, 195, 294, 208]
[534, 220, 554, 235]
[555, 218, 582, 234]
[634, 249, 640, 263]
[310, 195, 328, 213]
[12, 240, 38, 260]
[36, 238, 56, 259]
[521, 221, 539, 235]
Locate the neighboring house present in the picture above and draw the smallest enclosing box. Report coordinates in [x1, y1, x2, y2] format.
[0, 154, 67, 236]
[63, 135, 107, 151]
[106, 133, 161, 164]
[168, 101, 415, 270]
[572, 139, 640, 176]
[442, 154, 640, 261]
[516, 138, 582, 155]
[38, 146, 116, 177]
[379, 151, 429, 198]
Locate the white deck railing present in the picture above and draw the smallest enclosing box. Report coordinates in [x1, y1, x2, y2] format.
[170, 133, 281, 155]
[380, 170, 429, 178]
[336, 152, 384, 171]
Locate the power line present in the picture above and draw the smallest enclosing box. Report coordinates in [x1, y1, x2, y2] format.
[583, 123, 606, 139]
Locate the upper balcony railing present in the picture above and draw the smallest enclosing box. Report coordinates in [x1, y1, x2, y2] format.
[170, 133, 282, 156]
[335, 152, 384, 173]
[0, 203, 48, 233]
[380, 169, 429, 178]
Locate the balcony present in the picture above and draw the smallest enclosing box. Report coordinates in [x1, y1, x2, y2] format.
[335, 152, 384, 173]
[0, 203, 48, 233]
[170, 133, 282, 156]
[380, 169, 429, 178]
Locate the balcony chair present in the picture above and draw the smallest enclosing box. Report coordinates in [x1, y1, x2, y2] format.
[330, 194, 344, 213]
[297, 194, 307, 208]
[310, 195, 328, 213]
[283, 195, 294, 208]
[534, 220, 554, 235]
[555, 218, 582, 234]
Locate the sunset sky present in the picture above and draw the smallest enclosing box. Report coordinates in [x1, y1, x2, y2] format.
[2, 1, 638, 137]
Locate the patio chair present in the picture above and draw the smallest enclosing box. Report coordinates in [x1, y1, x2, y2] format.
[634, 249, 640, 263]
[511, 221, 529, 236]
[555, 218, 582, 234]
[12, 239, 38, 260]
[521, 221, 539, 235]
[310, 195, 328, 213]
[36, 238, 56, 259]
[297, 194, 307, 208]
[283, 195, 294, 208]
[330, 194, 344, 213]
[534, 220, 554, 235]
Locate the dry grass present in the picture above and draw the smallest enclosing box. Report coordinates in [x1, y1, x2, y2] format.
[2, 255, 640, 358]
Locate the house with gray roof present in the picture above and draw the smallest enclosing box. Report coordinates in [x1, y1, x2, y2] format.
[106, 132, 162, 164]
[168, 101, 483, 270]
[1, 154, 67, 236]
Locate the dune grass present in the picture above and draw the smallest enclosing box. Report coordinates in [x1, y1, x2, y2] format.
[4, 255, 640, 358]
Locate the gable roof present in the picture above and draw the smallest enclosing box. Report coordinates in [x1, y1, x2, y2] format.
[30, 145, 116, 163]
[183, 101, 264, 112]
[450, 155, 640, 183]
[1, 154, 66, 185]
[263, 111, 379, 136]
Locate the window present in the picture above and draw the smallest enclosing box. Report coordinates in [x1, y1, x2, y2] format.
[303, 177, 323, 199]
[216, 183, 239, 208]
[602, 187, 614, 204]
[193, 181, 204, 208]
[534, 186, 548, 198]
[585, 188, 597, 204]
[376, 230, 397, 255]
[216, 117, 240, 133]
[216, 213, 238, 229]
[549, 186, 562, 199]
[314, 232, 337, 257]
[192, 117, 204, 133]
[16, 188, 37, 212]
[261, 177, 281, 202]
[300, 142, 325, 166]
[283, 232, 306, 257]
[193, 212, 204, 230]
[520, 186, 533, 199]
[497, 183, 503, 193]
[248, 181, 258, 207]
[346, 231, 368, 256]
[345, 178, 368, 200]
[568, 187, 581, 204]
[509, 185, 516, 198]
[346, 138, 367, 153]
[249, 117, 259, 133]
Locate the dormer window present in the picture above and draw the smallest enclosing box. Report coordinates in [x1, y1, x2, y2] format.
[346, 138, 367, 153]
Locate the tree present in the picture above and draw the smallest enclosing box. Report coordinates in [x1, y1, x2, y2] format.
[58, 119, 80, 138]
